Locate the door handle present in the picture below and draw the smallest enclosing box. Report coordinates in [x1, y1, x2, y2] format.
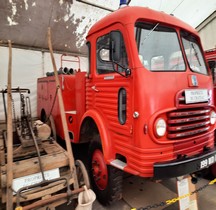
[91, 85, 99, 92]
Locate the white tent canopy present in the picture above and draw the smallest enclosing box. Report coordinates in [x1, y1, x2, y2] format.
[0, 0, 215, 120]
[111, 0, 216, 28]
[1, 0, 215, 55]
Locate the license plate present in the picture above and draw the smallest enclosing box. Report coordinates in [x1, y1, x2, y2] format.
[200, 155, 216, 169]
[13, 168, 60, 193]
[185, 89, 208, 104]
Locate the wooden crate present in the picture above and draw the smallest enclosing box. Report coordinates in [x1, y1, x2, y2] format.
[0, 134, 75, 205]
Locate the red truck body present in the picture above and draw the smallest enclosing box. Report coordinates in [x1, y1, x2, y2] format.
[205, 48, 216, 104]
[205, 48, 216, 61]
[205, 48, 216, 177]
[38, 6, 216, 205]
[38, 73, 86, 142]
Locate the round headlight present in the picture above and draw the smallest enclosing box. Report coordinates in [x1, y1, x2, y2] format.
[155, 118, 167, 137]
[210, 111, 216, 125]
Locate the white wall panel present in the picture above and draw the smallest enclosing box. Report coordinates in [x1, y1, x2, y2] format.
[0, 46, 87, 122]
[197, 12, 216, 50]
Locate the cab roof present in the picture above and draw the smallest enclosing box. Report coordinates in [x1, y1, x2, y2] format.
[87, 6, 198, 38]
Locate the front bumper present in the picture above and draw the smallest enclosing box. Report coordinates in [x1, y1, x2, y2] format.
[154, 148, 216, 179]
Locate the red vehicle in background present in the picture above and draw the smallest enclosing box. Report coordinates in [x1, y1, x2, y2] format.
[205, 48, 216, 177]
[205, 48, 216, 103]
[38, 4, 216, 205]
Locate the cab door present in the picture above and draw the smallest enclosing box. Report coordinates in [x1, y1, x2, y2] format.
[89, 25, 133, 151]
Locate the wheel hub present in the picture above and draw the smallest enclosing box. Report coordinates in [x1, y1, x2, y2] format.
[91, 149, 108, 190]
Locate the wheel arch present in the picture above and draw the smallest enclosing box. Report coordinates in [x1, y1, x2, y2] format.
[80, 110, 112, 162]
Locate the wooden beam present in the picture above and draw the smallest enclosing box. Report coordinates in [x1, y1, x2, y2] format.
[6, 40, 13, 210]
[12, 152, 69, 178]
[47, 28, 78, 189]
[20, 188, 84, 210]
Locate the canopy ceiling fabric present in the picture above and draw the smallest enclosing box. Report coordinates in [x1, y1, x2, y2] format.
[0, 0, 215, 55]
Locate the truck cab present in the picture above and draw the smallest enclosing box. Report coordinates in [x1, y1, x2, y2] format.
[86, 5, 216, 176]
[85, 5, 216, 202]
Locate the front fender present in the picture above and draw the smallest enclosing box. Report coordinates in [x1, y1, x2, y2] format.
[81, 109, 113, 163]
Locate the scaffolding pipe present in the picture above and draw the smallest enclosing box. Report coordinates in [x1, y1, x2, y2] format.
[76, 0, 114, 12]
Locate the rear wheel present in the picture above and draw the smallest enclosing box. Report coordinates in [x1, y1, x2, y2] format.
[88, 140, 123, 205]
[210, 163, 216, 177]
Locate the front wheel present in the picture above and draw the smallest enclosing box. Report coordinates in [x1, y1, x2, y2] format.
[88, 140, 123, 205]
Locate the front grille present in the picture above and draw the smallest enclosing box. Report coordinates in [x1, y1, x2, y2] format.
[167, 107, 211, 140]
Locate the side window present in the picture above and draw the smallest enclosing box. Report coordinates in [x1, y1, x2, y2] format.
[181, 31, 207, 75]
[96, 31, 128, 74]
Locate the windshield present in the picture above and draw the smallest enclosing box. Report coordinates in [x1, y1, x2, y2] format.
[135, 22, 185, 71]
[181, 31, 207, 75]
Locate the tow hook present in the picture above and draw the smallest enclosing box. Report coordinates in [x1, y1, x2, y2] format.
[190, 174, 198, 184]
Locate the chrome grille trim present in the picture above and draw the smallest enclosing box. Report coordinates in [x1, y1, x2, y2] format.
[167, 108, 211, 140]
[168, 121, 210, 131]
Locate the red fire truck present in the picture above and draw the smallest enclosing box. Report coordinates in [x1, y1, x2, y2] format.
[206, 48, 216, 102]
[38, 5, 216, 205]
[205, 48, 216, 177]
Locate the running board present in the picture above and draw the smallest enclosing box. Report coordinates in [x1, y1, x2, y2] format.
[110, 159, 127, 170]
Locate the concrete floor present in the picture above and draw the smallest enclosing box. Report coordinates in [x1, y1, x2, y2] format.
[56, 142, 216, 210]
[1, 129, 215, 210]
[57, 175, 216, 210]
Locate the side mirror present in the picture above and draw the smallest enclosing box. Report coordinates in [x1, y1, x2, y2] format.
[110, 31, 122, 62]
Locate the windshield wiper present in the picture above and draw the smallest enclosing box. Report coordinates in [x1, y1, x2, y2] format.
[191, 43, 201, 66]
[143, 23, 159, 42]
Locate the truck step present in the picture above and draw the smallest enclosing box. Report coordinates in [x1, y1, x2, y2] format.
[110, 159, 127, 170]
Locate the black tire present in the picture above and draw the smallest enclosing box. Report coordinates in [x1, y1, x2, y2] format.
[0, 203, 6, 210]
[88, 140, 123, 205]
[40, 109, 47, 123]
[210, 163, 216, 178]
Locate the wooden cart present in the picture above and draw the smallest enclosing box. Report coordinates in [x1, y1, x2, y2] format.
[0, 38, 89, 210]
